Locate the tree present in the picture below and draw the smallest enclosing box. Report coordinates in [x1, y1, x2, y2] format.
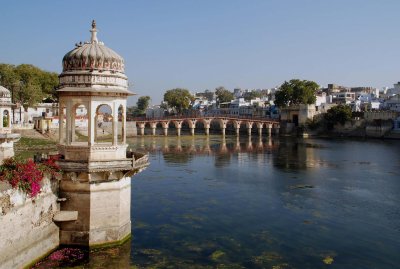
[0, 64, 19, 91]
[324, 104, 352, 130]
[14, 64, 48, 113]
[243, 90, 262, 101]
[40, 71, 59, 99]
[136, 96, 151, 115]
[163, 88, 193, 114]
[215, 86, 234, 104]
[274, 79, 319, 107]
[0, 63, 59, 108]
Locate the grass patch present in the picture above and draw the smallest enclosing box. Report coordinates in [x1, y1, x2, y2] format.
[16, 137, 56, 148]
[14, 137, 57, 159]
[75, 131, 114, 143]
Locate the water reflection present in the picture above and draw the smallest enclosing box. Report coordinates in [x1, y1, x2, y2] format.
[127, 136, 400, 268]
[132, 135, 327, 171]
[35, 136, 400, 268]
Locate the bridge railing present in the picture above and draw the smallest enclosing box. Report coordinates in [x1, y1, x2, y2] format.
[129, 115, 279, 122]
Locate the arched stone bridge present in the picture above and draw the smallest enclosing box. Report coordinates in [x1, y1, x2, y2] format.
[134, 116, 280, 137]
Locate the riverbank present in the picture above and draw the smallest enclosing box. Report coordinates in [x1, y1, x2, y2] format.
[299, 128, 400, 140]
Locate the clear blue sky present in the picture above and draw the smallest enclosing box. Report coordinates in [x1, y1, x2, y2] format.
[1, 0, 399, 105]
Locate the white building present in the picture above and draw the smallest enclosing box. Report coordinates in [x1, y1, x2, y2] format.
[146, 106, 165, 118]
[383, 94, 400, 112]
[0, 85, 20, 161]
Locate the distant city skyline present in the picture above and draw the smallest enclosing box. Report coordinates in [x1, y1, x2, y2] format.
[1, 0, 400, 105]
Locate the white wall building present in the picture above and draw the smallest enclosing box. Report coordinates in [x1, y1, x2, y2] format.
[146, 106, 165, 118]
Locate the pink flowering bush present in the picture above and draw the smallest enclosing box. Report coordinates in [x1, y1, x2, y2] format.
[0, 156, 61, 198]
[32, 247, 86, 268]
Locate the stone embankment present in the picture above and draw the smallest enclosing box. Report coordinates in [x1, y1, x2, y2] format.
[0, 177, 60, 269]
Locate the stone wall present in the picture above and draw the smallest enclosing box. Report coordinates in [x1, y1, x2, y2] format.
[365, 120, 393, 138]
[364, 111, 399, 122]
[0, 177, 59, 269]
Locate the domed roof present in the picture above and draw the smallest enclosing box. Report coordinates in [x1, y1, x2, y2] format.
[0, 85, 11, 98]
[62, 20, 124, 73]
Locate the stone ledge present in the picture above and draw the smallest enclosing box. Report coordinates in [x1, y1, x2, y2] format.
[53, 211, 78, 222]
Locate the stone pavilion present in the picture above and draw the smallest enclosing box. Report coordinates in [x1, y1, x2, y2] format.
[56, 20, 148, 246]
[0, 85, 20, 162]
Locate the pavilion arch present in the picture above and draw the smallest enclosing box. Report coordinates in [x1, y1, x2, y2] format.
[118, 104, 125, 144]
[2, 109, 10, 128]
[95, 104, 113, 144]
[70, 103, 89, 144]
[58, 102, 67, 144]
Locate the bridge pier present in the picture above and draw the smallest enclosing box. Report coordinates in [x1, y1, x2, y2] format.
[205, 127, 210, 136]
[220, 119, 228, 136]
[236, 127, 240, 136]
[138, 123, 145, 136]
[247, 127, 252, 136]
[190, 127, 195, 136]
[150, 122, 157, 136]
[161, 122, 169, 136]
[267, 124, 272, 137]
[176, 128, 181, 136]
[235, 137, 240, 150]
[233, 121, 241, 137]
[257, 122, 263, 137]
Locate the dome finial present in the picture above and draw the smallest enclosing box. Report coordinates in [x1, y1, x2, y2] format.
[90, 20, 98, 43]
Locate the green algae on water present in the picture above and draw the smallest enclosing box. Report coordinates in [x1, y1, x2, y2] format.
[210, 250, 226, 261]
[323, 255, 334, 265]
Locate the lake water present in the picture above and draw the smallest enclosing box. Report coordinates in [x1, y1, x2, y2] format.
[34, 136, 400, 269]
